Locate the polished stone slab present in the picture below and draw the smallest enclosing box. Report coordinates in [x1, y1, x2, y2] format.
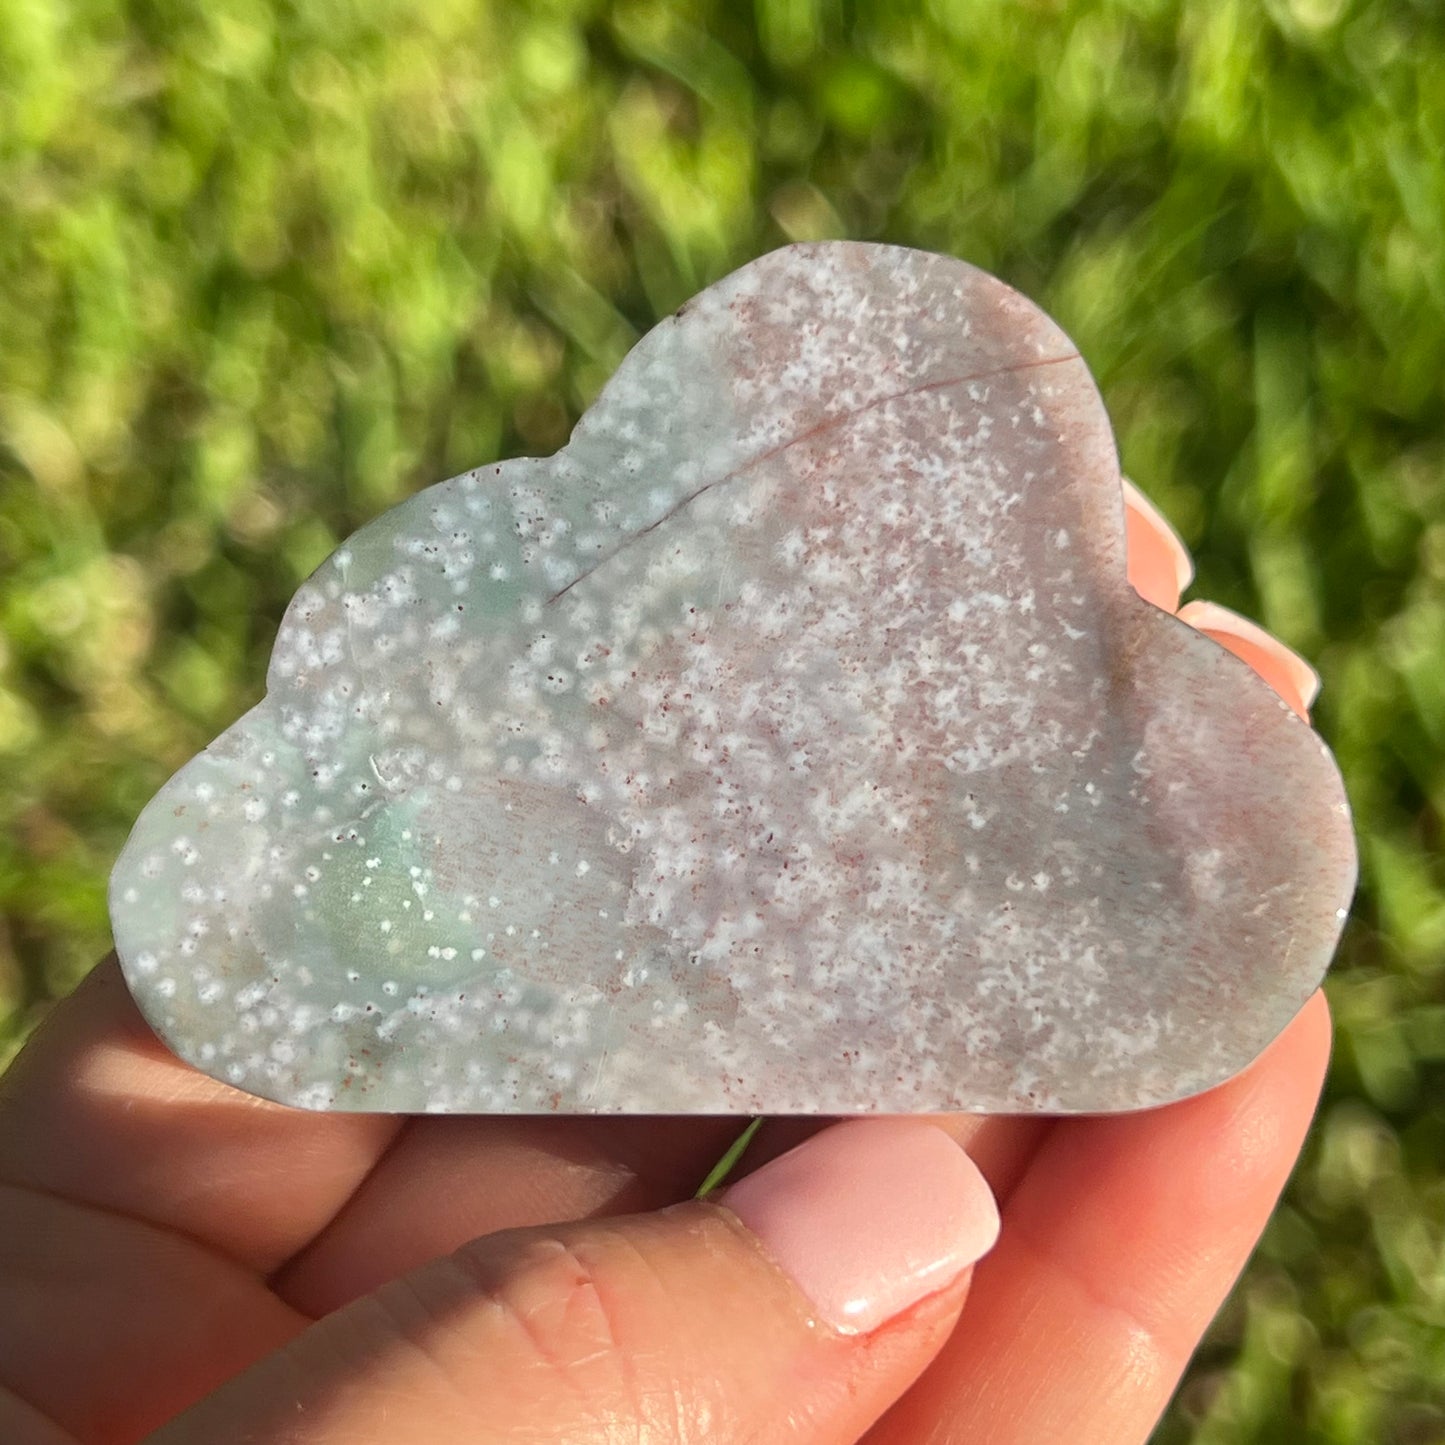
[110, 243, 1357, 1113]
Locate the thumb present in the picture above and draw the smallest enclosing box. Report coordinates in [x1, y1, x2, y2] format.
[150, 1119, 999, 1445]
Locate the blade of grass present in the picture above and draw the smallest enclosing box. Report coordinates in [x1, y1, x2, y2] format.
[695, 1116, 764, 1197]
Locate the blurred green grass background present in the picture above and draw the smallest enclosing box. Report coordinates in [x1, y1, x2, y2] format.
[2, 0, 1442, 1437]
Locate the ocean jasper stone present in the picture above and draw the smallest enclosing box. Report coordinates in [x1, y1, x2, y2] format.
[109, 242, 1357, 1114]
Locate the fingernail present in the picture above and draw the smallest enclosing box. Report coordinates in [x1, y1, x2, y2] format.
[721, 1119, 999, 1335]
[1176, 600, 1321, 720]
[1122, 478, 1194, 613]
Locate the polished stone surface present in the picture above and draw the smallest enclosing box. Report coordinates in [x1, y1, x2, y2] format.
[110, 243, 1357, 1113]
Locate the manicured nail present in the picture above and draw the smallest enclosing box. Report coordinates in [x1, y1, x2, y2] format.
[721, 1118, 999, 1335]
[1177, 600, 1320, 720]
[1123, 477, 1194, 613]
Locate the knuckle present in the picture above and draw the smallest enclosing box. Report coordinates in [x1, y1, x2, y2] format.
[472, 1233, 631, 1374]
[356, 1221, 729, 1441]
[448, 1228, 699, 1441]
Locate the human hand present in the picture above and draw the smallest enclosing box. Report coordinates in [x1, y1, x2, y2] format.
[0, 489, 1330, 1444]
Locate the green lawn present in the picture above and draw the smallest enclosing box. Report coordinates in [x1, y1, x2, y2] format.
[2, 1, 1443, 1438]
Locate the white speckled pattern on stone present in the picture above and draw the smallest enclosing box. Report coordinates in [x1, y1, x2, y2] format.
[109, 243, 1357, 1114]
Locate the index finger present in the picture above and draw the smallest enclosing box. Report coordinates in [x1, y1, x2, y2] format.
[0, 955, 400, 1271]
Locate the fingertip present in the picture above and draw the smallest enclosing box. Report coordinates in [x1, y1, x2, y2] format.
[1176, 600, 1320, 720]
[1285, 987, 1334, 1082]
[1123, 478, 1194, 613]
[722, 1118, 998, 1336]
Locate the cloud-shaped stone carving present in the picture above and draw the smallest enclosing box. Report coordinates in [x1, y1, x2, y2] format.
[110, 243, 1357, 1114]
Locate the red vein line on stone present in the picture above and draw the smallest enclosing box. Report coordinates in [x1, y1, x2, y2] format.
[544, 351, 1082, 607]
